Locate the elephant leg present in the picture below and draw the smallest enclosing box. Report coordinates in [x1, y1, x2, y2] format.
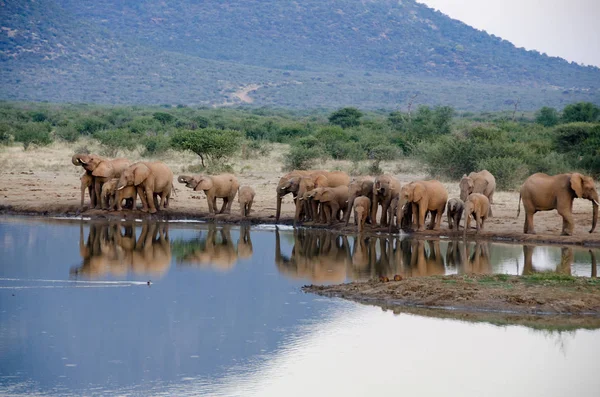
[524, 211, 536, 234]
[247, 201, 253, 216]
[475, 213, 481, 232]
[137, 186, 149, 212]
[345, 197, 355, 225]
[294, 200, 304, 226]
[428, 209, 437, 230]
[380, 202, 389, 226]
[276, 195, 283, 222]
[447, 211, 453, 230]
[417, 204, 427, 231]
[227, 193, 235, 213]
[147, 188, 158, 214]
[558, 207, 574, 236]
[219, 198, 228, 214]
[329, 203, 340, 225]
[94, 180, 103, 209]
[371, 197, 379, 226]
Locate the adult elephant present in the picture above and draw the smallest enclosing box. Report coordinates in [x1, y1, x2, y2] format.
[178, 173, 239, 214]
[275, 170, 349, 223]
[371, 174, 401, 227]
[518, 172, 599, 235]
[309, 186, 349, 224]
[344, 177, 374, 226]
[459, 170, 496, 216]
[117, 162, 173, 213]
[72, 154, 130, 209]
[397, 180, 448, 231]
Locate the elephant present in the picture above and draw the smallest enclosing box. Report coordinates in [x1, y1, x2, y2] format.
[371, 174, 401, 226]
[463, 193, 490, 236]
[445, 240, 464, 268]
[459, 170, 496, 216]
[293, 176, 318, 225]
[117, 162, 173, 213]
[238, 185, 255, 217]
[71, 221, 171, 279]
[447, 198, 465, 230]
[308, 186, 349, 224]
[388, 196, 414, 232]
[178, 173, 239, 214]
[397, 180, 448, 231]
[275, 170, 350, 223]
[405, 239, 445, 277]
[344, 177, 374, 226]
[72, 153, 130, 210]
[518, 172, 599, 236]
[101, 178, 137, 211]
[80, 173, 93, 208]
[353, 196, 371, 233]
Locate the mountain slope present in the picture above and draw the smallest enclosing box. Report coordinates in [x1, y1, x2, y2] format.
[1, 0, 599, 109]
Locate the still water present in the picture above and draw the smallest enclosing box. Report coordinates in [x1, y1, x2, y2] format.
[0, 217, 599, 396]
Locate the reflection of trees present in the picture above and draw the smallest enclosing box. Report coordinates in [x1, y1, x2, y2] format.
[72, 221, 171, 279]
[275, 228, 351, 283]
[172, 224, 252, 272]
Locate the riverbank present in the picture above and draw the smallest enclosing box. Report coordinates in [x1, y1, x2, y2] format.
[303, 273, 600, 324]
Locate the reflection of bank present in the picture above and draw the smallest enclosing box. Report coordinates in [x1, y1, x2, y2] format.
[72, 221, 171, 279]
[172, 224, 253, 271]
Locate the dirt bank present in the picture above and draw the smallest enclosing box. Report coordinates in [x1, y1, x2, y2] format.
[303, 274, 600, 323]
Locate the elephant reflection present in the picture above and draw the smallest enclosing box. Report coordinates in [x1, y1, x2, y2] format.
[462, 242, 492, 274]
[72, 221, 171, 279]
[445, 240, 464, 269]
[174, 224, 252, 271]
[522, 245, 572, 275]
[275, 228, 351, 282]
[402, 240, 445, 277]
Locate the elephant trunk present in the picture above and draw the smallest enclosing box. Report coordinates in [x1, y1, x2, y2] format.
[276, 194, 282, 223]
[72, 154, 84, 166]
[177, 175, 190, 184]
[345, 195, 357, 226]
[591, 200, 598, 233]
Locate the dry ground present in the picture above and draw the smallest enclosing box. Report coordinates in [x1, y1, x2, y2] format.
[1, 140, 600, 246]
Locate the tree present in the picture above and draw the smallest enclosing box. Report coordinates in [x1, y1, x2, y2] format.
[328, 107, 363, 128]
[562, 102, 600, 123]
[13, 122, 52, 150]
[153, 112, 176, 124]
[171, 128, 242, 167]
[535, 106, 559, 127]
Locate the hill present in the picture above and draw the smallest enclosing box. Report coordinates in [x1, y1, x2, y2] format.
[1, 0, 599, 110]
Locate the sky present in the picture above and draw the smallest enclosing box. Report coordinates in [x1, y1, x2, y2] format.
[417, 0, 600, 67]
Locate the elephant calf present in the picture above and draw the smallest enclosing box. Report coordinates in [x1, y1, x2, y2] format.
[353, 196, 371, 233]
[463, 193, 490, 236]
[178, 173, 239, 214]
[238, 186, 255, 217]
[447, 198, 464, 230]
[101, 178, 137, 210]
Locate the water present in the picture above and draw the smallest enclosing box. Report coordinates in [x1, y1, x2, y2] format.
[1, 217, 599, 396]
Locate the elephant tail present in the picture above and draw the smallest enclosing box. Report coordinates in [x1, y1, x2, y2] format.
[516, 194, 521, 218]
[171, 182, 177, 196]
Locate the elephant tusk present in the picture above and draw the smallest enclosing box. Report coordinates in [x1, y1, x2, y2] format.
[594, 200, 600, 206]
[116, 186, 125, 191]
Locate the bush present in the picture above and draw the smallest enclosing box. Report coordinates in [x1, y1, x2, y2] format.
[75, 117, 108, 135]
[476, 157, 528, 190]
[328, 107, 363, 128]
[171, 128, 242, 166]
[0, 123, 13, 145]
[55, 125, 80, 142]
[283, 145, 323, 171]
[153, 112, 176, 124]
[535, 107, 559, 127]
[142, 134, 171, 156]
[94, 128, 137, 156]
[523, 151, 570, 176]
[562, 102, 600, 123]
[13, 122, 52, 150]
[241, 139, 271, 159]
[126, 117, 163, 134]
[553, 123, 600, 156]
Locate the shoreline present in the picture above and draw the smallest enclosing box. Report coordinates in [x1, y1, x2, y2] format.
[4, 204, 600, 248]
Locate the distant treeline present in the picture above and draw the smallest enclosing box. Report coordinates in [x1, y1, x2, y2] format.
[1, 101, 599, 189]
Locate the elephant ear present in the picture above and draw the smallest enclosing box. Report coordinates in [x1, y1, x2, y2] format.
[133, 164, 150, 186]
[197, 177, 214, 191]
[571, 173, 584, 198]
[413, 183, 425, 202]
[314, 175, 328, 188]
[92, 162, 113, 178]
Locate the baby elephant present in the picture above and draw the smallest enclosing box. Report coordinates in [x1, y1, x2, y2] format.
[101, 178, 137, 211]
[353, 196, 371, 233]
[238, 185, 255, 217]
[463, 193, 490, 236]
[447, 198, 464, 230]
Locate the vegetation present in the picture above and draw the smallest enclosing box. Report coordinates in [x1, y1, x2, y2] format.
[1, 0, 600, 110]
[1, 101, 600, 188]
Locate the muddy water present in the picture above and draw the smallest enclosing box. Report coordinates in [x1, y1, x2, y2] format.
[1, 217, 599, 396]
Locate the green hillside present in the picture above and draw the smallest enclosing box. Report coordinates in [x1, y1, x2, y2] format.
[1, 0, 599, 110]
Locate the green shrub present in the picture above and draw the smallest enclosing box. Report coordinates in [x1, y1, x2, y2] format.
[94, 128, 136, 156]
[283, 145, 323, 171]
[535, 107, 559, 127]
[126, 117, 163, 134]
[153, 112, 176, 124]
[0, 123, 13, 145]
[328, 107, 363, 128]
[75, 117, 108, 135]
[13, 122, 53, 150]
[523, 151, 570, 176]
[142, 134, 171, 156]
[241, 139, 271, 159]
[562, 102, 600, 123]
[553, 123, 600, 156]
[476, 157, 528, 190]
[55, 125, 80, 142]
[171, 128, 242, 166]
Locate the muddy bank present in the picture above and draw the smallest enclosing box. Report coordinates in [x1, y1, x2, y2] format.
[303, 274, 600, 322]
[4, 203, 600, 248]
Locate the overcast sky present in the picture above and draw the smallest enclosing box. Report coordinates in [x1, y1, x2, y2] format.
[417, 0, 600, 67]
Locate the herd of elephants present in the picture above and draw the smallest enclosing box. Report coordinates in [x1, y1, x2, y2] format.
[72, 222, 598, 282]
[72, 152, 600, 237]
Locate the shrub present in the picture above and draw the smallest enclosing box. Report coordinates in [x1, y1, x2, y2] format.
[13, 122, 52, 150]
[0, 123, 13, 145]
[153, 112, 176, 124]
[553, 123, 600, 156]
[562, 102, 600, 123]
[283, 145, 323, 171]
[94, 128, 137, 157]
[142, 134, 171, 156]
[328, 107, 363, 128]
[55, 125, 80, 142]
[171, 128, 242, 166]
[476, 157, 528, 190]
[241, 139, 271, 159]
[75, 117, 108, 135]
[126, 117, 163, 134]
[535, 107, 559, 127]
